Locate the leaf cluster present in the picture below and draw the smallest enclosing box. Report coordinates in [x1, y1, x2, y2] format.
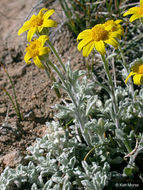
[1, 66, 143, 189]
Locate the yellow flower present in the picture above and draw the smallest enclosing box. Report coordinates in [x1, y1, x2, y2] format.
[24, 35, 50, 68]
[77, 23, 119, 56]
[125, 60, 143, 85]
[123, 0, 143, 22]
[18, 8, 57, 42]
[103, 20, 124, 39]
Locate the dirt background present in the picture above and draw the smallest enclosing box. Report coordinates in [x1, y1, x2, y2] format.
[0, 0, 94, 173]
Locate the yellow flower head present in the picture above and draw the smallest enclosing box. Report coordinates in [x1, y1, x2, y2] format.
[18, 8, 57, 42]
[24, 35, 50, 68]
[77, 22, 120, 57]
[125, 60, 143, 85]
[103, 20, 124, 39]
[123, 0, 143, 22]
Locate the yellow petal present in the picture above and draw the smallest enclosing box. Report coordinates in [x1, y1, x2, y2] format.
[30, 14, 37, 20]
[27, 28, 37, 42]
[104, 21, 114, 31]
[38, 35, 49, 46]
[109, 30, 122, 38]
[38, 8, 48, 17]
[115, 20, 123, 24]
[33, 56, 44, 68]
[95, 41, 106, 55]
[82, 42, 94, 57]
[38, 26, 44, 32]
[24, 52, 32, 63]
[77, 29, 91, 41]
[39, 47, 50, 56]
[18, 22, 30, 35]
[113, 29, 124, 39]
[105, 38, 118, 49]
[43, 19, 57, 27]
[133, 74, 143, 85]
[123, 7, 139, 16]
[140, 0, 143, 6]
[130, 14, 142, 22]
[77, 37, 92, 51]
[43, 9, 55, 19]
[125, 71, 135, 84]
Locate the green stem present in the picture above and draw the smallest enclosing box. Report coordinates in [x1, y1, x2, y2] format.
[101, 55, 120, 129]
[46, 59, 78, 106]
[46, 57, 74, 101]
[3, 69, 23, 121]
[118, 44, 128, 71]
[3, 88, 20, 120]
[118, 43, 134, 96]
[44, 62, 61, 98]
[46, 59, 90, 145]
[47, 40, 66, 72]
[84, 143, 107, 161]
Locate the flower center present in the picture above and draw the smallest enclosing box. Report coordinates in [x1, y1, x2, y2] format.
[31, 16, 43, 27]
[138, 65, 143, 74]
[26, 40, 41, 57]
[91, 25, 108, 41]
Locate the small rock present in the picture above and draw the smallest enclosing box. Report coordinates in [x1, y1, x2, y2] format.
[0, 150, 23, 168]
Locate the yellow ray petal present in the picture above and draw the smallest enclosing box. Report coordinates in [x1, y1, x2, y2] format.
[77, 29, 91, 41]
[27, 27, 37, 42]
[38, 35, 49, 46]
[24, 52, 32, 63]
[43, 19, 57, 27]
[28, 14, 37, 23]
[33, 56, 44, 68]
[115, 20, 123, 24]
[133, 74, 143, 85]
[125, 72, 135, 84]
[105, 38, 118, 49]
[95, 41, 106, 55]
[43, 9, 55, 19]
[38, 8, 48, 17]
[140, 0, 143, 6]
[130, 14, 143, 22]
[38, 26, 44, 32]
[18, 22, 30, 35]
[123, 7, 139, 16]
[82, 42, 94, 57]
[77, 37, 92, 51]
[109, 30, 120, 38]
[39, 47, 50, 56]
[103, 21, 114, 31]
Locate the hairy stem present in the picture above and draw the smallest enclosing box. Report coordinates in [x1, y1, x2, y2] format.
[101, 55, 120, 129]
[46, 59, 90, 145]
[118, 43, 134, 96]
[44, 62, 61, 98]
[47, 40, 66, 72]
